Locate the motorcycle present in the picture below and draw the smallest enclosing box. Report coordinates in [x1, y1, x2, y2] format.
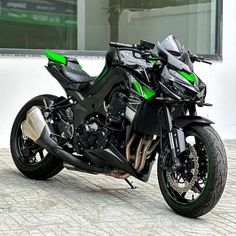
[10, 35, 227, 218]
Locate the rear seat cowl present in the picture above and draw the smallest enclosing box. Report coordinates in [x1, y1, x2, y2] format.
[44, 50, 67, 65]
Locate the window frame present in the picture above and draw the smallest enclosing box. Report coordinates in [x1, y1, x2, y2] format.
[0, 0, 223, 60]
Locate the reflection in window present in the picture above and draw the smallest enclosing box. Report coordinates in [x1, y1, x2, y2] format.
[0, 0, 77, 49]
[0, 0, 220, 55]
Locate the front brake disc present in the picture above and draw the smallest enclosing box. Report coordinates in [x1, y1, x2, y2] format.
[166, 145, 199, 195]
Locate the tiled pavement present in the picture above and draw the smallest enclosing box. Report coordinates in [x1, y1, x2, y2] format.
[0, 141, 235, 235]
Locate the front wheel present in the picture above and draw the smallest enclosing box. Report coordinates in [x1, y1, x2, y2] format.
[158, 125, 227, 218]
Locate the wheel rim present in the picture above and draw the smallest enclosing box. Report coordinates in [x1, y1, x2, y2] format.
[162, 131, 210, 205]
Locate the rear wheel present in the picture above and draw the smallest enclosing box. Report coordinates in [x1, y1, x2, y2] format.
[10, 95, 63, 180]
[158, 125, 227, 218]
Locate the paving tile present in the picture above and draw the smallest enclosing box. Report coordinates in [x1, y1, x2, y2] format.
[0, 140, 235, 235]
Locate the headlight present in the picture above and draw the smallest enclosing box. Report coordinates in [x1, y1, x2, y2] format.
[160, 67, 199, 100]
[166, 80, 197, 100]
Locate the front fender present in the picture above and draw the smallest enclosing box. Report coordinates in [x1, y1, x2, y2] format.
[174, 116, 214, 129]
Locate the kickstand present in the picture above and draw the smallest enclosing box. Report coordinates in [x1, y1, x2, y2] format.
[125, 179, 136, 189]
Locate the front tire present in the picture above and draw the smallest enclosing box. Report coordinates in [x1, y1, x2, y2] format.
[10, 95, 64, 180]
[158, 125, 227, 218]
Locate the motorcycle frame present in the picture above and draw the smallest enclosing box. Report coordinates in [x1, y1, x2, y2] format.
[45, 56, 214, 182]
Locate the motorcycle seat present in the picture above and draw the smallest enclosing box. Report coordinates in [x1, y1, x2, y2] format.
[62, 58, 96, 84]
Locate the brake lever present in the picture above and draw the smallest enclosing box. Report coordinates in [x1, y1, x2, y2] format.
[196, 101, 213, 107]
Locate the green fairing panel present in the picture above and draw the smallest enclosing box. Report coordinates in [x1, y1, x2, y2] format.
[179, 70, 196, 83]
[44, 50, 67, 65]
[132, 79, 155, 100]
[133, 80, 142, 95]
[142, 86, 156, 100]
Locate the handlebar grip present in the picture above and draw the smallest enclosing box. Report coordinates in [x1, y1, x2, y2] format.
[190, 54, 212, 65]
[202, 60, 212, 65]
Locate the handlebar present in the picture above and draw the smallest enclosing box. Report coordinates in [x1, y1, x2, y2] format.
[110, 40, 155, 51]
[109, 42, 133, 49]
[110, 41, 165, 64]
[110, 41, 211, 66]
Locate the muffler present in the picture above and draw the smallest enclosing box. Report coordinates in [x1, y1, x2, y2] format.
[21, 106, 51, 142]
[21, 106, 105, 173]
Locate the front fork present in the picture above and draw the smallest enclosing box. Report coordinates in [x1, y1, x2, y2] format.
[162, 103, 186, 170]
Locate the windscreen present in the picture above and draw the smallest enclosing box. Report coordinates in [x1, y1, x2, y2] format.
[161, 35, 182, 56]
[160, 35, 193, 72]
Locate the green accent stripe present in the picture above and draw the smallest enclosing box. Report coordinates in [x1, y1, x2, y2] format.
[148, 55, 157, 65]
[179, 71, 196, 83]
[97, 66, 109, 81]
[44, 50, 66, 65]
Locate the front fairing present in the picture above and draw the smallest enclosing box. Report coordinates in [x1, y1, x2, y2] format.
[160, 66, 206, 101]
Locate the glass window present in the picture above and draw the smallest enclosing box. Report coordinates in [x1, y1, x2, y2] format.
[0, 0, 222, 57]
[0, 0, 77, 50]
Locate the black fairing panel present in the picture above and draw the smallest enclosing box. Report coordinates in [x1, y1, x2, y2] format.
[67, 66, 130, 126]
[82, 67, 128, 96]
[83, 144, 139, 178]
[133, 99, 165, 135]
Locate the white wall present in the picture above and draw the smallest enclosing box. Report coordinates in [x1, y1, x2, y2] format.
[0, 0, 236, 148]
[0, 57, 105, 148]
[195, 0, 236, 139]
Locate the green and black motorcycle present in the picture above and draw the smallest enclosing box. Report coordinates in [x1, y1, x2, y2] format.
[10, 35, 227, 218]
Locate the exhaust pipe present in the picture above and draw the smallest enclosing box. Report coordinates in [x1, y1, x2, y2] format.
[21, 106, 105, 173]
[21, 106, 51, 142]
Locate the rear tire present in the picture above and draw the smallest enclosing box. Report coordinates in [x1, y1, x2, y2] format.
[10, 94, 64, 180]
[158, 125, 227, 218]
